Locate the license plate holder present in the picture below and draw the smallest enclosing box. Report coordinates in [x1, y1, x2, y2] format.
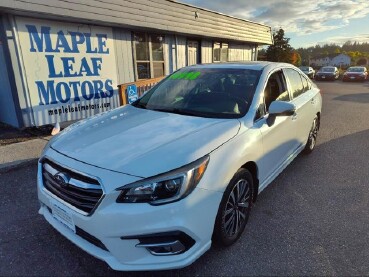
[322, 76, 325, 79]
[350, 76, 355, 79]
[50, 198, 76, 233]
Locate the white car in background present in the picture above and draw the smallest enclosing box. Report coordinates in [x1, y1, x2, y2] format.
[37, 62, 322, 271]
[299, 66, 315, 79]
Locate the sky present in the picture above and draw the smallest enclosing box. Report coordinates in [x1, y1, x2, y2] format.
[181, 0, 369, 48]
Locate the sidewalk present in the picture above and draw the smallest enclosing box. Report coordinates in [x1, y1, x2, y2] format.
[0, 123, 52, 173]
[0, 137, 50, 173]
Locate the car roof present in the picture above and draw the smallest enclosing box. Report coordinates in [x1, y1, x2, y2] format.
[185, 61, 293, 71]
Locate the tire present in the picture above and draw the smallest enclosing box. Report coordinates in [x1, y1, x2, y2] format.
[213, 168, 253, 246]
[303, 115, 319, 154]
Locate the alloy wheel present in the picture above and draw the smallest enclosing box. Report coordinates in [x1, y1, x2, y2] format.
[223, 179, 251, 237]
[309, 118, 318, 150]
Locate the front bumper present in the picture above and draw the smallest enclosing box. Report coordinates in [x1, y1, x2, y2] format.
[37, 149, 222, 271]
[343, 75, 366, 81]
[316, 74, 336, 80]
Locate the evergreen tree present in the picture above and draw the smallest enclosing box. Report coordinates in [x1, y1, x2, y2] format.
[266, 29, 293, 63]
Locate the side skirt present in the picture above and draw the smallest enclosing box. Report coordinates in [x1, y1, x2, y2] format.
[258, 143, 305, 194]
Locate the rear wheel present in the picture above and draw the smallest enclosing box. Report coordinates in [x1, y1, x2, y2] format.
[213, 169, 253, 246]
[303, 116, 319, 154]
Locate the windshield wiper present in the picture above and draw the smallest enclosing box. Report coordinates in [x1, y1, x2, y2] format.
[132, 101, 147, 109]
[151, 108, 202, 117]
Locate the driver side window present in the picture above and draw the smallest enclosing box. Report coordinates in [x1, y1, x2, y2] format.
[264, 71, 290, 112]
[255, 70, 289, 121]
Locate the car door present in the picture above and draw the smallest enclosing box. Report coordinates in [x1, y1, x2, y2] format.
[254, 69, 299, 184]
[284, 68, 315, 147]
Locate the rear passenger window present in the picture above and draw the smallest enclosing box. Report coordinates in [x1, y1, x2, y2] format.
[284, 68, 304, 98]
[301, 75, 311, 92]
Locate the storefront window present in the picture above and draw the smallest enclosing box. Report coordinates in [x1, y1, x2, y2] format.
[214, 42, 229, 62]
[153, 62, 165, 78]
[134, 33, 149, 61]
[134, 33, 165, 79]
[151, 35, 164, 61]
[137, 62, 151, 79]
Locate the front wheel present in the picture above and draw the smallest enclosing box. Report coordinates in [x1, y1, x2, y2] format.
[303, 116, 319, 154]
[213, 169, 253, 246]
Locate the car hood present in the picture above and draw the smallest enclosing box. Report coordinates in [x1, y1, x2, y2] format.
[318, 72, 334, 74]
[50, 105, 241, 178]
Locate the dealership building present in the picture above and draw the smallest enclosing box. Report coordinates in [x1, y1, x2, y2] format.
[0, 0, 273, 128]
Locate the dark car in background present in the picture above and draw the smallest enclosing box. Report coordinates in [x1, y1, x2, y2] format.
[315, 66, 339, 81]
[342, 66, 368, 82]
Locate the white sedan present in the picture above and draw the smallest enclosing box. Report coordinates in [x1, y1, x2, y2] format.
[299, 66, 315, 79]
[37, 62, 322, 271]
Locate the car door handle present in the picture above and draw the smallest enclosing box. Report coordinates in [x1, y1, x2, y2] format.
[311, 99, 316, 105]
[292, 112, 298, 120]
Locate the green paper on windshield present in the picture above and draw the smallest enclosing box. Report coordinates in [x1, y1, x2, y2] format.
[169, 71, 201, 80]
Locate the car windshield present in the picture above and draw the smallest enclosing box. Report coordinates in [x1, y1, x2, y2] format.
[321, 67, 335, 72]
[300, 67, 309, 71]
[347, 67, 365, 72]
[132, 68, 261, 119]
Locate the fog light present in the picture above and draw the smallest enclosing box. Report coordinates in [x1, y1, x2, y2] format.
[121, 231, 195, 256]
[137, 240, 186, 255]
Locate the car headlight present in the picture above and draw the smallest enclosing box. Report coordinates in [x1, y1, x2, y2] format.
[116, 155, 209, 205]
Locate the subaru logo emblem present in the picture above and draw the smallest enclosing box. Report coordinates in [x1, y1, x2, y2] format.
[53, 172, 70, 188]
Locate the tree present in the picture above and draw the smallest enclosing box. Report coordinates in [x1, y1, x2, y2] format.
[291, 51, 302, 66]
[266, 29, 293, 63]
[357, 58, 368, 66]
[257, 48, 267, 61]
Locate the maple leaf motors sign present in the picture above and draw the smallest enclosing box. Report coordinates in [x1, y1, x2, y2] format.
[15, 17, 119, 126]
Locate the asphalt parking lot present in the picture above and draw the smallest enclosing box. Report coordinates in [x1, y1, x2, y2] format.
[1, 80, 369, 276]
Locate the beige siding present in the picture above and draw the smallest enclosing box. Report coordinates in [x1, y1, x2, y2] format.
[113, 29, 135, 84]
[163, 36, 171, 75]
[201, 40, 213, 63]
[243, 45, 254, 61]
[0, 0, 272, 45]
[228, 43, 254, 62]
[165, 35, 175, 72]
[176, 36, 187, 69]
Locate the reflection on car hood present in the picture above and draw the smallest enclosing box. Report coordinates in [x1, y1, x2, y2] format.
[50, 105, 241, 178]
[346, 72, 364, 75]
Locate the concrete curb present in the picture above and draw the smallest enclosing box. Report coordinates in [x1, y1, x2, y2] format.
[0, 137, 50, 173]
[0, 158, 39, 174]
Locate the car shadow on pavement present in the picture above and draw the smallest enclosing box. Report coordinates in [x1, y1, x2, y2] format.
[2, 129, 369, 276]
[333, 93, 369, 103]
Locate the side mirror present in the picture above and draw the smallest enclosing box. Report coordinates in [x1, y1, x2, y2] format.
[269, 101, 296, 116]
[267, 101, 296, 126]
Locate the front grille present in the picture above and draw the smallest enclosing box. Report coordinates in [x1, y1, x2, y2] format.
[42, 159, 103, 214]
